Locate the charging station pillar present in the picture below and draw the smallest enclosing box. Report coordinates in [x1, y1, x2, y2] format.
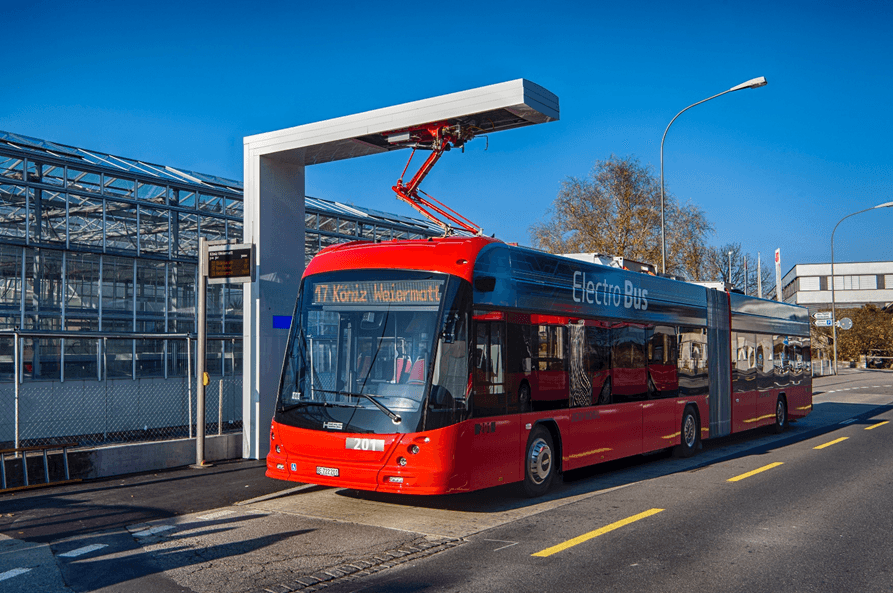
[242, 153, 305, 460]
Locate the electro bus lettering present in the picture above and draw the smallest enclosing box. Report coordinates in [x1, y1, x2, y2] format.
[572, 271, 648, 311]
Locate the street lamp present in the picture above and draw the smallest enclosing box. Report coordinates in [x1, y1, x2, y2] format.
[830, 200, 893, 374]
[659, 76, 768, 274]
[728, 251, 733, 285]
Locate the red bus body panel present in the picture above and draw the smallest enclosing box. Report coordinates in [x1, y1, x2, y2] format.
[267, 417, 524, 495]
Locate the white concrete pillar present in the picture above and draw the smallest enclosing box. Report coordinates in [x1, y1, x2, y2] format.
[242, 152, 305, 460]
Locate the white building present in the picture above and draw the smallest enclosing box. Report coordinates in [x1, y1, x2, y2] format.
[781, 261, 893, 313]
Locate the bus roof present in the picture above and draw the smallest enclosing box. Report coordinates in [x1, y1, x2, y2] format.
[303, 236, 501, 283]
[302, 237, 809, 335]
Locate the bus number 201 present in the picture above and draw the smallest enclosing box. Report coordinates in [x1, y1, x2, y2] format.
[346, 438, 385, 452]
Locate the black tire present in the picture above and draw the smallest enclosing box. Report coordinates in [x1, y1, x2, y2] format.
[674, 406, 700, 458]
[771, 396, 788, 434]
[523, 425, 556, 497]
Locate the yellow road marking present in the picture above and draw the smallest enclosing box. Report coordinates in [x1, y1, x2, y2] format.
[865, 421, 889, 431]
[727, 462, 784, 482]
[531, 508, 664, 558]
[814, 437, 849, 450]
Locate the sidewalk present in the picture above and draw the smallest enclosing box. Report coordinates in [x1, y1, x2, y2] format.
[0, 459, 296, 544]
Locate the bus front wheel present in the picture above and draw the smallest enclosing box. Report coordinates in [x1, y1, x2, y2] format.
[523, 426, 555, 497]
[674, 407, 700, 458]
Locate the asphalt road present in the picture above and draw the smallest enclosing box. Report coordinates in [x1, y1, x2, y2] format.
[323, 369, 893, 593]
[1, 369, 891, 593]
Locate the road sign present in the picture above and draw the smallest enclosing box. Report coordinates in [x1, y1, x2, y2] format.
[837, 317, 853, 330]
[813, 311, 833, 320]
[814, 319, 833, 327]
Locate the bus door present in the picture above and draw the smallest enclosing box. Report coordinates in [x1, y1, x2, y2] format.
[611, 323, 649, 399]
[531, 316, 569, 402]
[643, 326, 679, 453]
[570, 322, 643, 462]
[469, 312, 522, 489]
[732, 332, 758, 432]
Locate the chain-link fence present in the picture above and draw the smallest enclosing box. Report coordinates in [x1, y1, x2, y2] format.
[0, 331, 242, 449]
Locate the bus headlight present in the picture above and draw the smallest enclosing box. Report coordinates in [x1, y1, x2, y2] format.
[397, 457, 408, 466]
[409, 445, 420, 455]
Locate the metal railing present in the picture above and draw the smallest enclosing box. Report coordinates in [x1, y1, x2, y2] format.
[0, 329, 242, 451]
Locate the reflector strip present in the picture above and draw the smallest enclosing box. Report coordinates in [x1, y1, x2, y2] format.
[532, 508, 664, 557]
[727, 462, 784, 482]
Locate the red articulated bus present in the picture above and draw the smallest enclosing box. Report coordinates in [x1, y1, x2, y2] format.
[266, 236, 812, 496]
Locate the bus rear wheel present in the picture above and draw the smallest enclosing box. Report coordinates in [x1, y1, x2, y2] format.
[523, 426, 555, 497]
[674, 407, 700, 458]
[772, 396, 788, 434]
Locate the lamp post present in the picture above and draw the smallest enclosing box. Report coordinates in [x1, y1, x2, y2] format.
[830, 200, 893, 374]
[659, 76, 768, 275]
[728, 251, 733, 285]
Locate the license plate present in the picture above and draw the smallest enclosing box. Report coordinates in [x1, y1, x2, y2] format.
[316, 466, 339, 477]
[345, 437, 385, 452]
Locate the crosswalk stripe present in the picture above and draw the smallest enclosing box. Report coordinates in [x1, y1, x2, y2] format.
[0, 568, 32, 581]
[59, 544, 109, 558]
[133, 525, 175, 537]
[198, 510, 236, 520]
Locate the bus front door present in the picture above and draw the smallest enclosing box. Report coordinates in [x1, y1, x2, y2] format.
[469, 317, 522, 490]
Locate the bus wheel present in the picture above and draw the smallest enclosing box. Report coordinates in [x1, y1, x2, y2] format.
[772, 396, 788, 434]
[674, 407, 699, 458]
[523, 426, 555, 497]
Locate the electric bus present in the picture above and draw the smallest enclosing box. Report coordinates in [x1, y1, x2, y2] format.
[266, 236, 811, 496]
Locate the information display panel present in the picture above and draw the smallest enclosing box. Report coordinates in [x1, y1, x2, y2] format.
[208, 243, 255, 284]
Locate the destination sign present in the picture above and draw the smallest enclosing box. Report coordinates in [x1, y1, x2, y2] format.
[311, 280, 443, 306]
[208, 243, 254, 284]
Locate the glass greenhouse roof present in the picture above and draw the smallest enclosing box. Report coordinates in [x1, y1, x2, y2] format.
[0, 129, 458, 236]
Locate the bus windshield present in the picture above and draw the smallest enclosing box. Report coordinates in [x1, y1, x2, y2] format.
[276, 270, 470, 434]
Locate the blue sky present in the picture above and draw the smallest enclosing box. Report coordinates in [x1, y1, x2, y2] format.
[3, 0, 891, 275]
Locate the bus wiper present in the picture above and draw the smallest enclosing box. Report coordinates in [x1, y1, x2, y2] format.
[277, 400, 354, 413]
[315, 389, 402, 424]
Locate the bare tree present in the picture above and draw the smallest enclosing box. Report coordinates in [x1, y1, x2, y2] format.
[705, 243, 776, 297]
[529, 155, 713, 279]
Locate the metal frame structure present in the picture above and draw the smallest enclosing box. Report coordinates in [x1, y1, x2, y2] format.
[0, 130, 455, 385]
[242, 79, 559, 459]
